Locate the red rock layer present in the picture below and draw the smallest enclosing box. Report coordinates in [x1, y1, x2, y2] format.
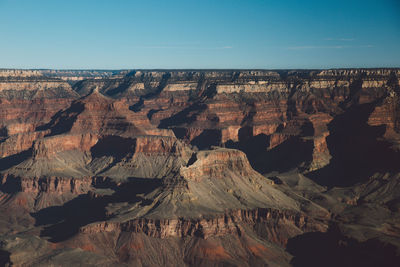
[0, 98, 74, 157]
[80, 208, 327, 246]
[180, 149, 256, 181]
[32, 133, 99, 158]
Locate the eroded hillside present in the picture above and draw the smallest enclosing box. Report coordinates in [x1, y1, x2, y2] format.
[0, 69, 399, 266]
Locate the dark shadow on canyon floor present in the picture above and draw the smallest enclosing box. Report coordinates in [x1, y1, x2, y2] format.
[0, 249, 11, 266]
[90, 135, 136, 159]
[286, 226, 400, 267]
[89, 135, 137, 174]
[31, 177, 162, 242]
[307, 102, 400, 187]
[36, 102, 85, 136]
[0, 149, 32, 172]
[190, 129, 222, 150]
[159, 103, 207, 129]
[226, 127, 314, 174]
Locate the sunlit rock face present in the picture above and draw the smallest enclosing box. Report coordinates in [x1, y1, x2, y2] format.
[0, 69, 399, 266]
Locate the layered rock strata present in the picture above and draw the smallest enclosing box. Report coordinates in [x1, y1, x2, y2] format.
[0, 68, 399, 266]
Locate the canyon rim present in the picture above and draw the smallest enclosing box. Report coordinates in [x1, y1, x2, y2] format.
[1, 0, 400, 266]
[0, 69, 399, 266]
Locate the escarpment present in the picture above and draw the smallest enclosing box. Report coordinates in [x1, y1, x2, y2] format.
[80, 207, 327, 246]
[0, 69, 400, 266]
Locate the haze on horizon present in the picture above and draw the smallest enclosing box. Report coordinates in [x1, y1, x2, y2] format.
[0, 0, 399, 69]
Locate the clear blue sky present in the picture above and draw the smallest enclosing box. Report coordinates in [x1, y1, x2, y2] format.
[0, 0, 399, 69]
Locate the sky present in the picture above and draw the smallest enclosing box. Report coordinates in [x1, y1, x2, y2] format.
[0, 0, 399, 69]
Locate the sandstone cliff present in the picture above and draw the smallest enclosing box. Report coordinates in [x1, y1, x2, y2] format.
[0, 69, 399, 266]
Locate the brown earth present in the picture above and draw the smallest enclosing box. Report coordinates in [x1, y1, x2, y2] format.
[0, 69, 399, 266]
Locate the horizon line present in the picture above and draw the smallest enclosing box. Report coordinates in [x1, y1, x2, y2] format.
[1, 67, 400, 71]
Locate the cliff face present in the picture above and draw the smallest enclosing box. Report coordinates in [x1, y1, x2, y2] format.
[180, 149, 255, 180]
[115, 69, 399, 174]
[0, 69, 399, 266]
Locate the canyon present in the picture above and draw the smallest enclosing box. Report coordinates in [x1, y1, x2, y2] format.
[0, 68, 399, 266]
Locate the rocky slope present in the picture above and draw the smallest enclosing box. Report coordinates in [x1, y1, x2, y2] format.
[0, 68, 399, 266]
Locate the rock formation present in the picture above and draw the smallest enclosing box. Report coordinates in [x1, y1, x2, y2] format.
[0, 69, 399, 266]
